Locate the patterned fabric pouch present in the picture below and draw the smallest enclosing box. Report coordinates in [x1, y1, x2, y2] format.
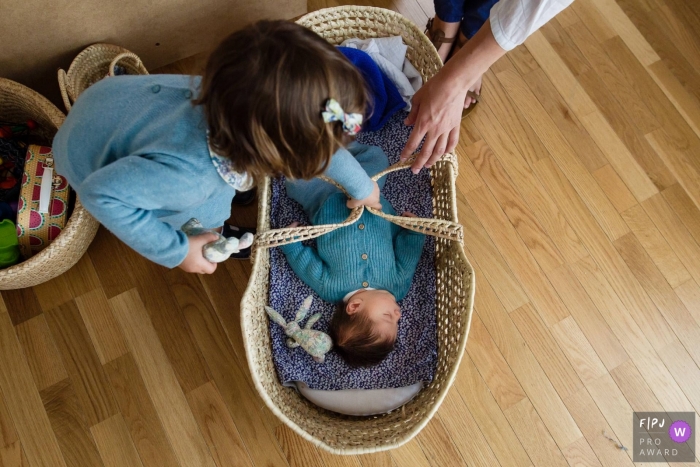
[16, 145, 70, 258]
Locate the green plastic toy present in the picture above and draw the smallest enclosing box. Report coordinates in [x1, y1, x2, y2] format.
[0, 219, 20, 268]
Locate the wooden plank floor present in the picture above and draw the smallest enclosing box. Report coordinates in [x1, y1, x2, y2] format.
[2, 0, 700, 465]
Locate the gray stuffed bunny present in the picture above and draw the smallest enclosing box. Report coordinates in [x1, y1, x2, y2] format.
[265, 295, 332, 363]
[181, 218, 254, 263]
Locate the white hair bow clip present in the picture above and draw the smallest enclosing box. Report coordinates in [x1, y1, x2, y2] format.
[322, 98, 363, 136]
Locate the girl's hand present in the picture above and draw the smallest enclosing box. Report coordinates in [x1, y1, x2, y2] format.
[401, 211, 417, 217]
[347, 180, 382, 210]
[179, 233, 219, 274]
[286, 221, 301, 228]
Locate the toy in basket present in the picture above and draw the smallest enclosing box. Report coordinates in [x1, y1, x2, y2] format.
[265, 295, 332, 363]
[16, 145, 71, 259]
[0, 78, 100, 290]
[240, 5, 475, 455]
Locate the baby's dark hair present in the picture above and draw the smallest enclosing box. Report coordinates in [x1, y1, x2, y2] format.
[329, 302, 395, 367]
[195, 20, 368, 184]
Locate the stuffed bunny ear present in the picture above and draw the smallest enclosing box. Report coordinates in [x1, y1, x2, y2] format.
[181, 218, 203, 235]
[237, 232, 254, 251]
[265, 306, 288, 328]
[295, 295, 314, 322]
[304, 313, 322, 330]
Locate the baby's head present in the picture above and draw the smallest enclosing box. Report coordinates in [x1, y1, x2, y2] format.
[196, 20, 367, 183]
[329, 289, 401, 367]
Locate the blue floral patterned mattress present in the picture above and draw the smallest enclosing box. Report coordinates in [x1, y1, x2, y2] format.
[267, 112, 437, 390]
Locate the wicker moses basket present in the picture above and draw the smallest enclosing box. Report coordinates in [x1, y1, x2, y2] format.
[0, 78, 100, 289]
[240, 6, 475, 454]
[58, 43, 148, 112]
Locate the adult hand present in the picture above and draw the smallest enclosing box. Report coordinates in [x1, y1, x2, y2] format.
[400, 19, 506, 173]
[400, 68, 467, 174]
[401, 211, 417, 217]
[347, 180, 382, 210]
[286, 221, 301, 228]
[179, 233, 219, 274]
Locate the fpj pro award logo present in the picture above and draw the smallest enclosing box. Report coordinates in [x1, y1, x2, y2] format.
[634, 412, 695, 462]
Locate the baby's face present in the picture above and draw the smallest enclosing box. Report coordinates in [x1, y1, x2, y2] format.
[352, 289, 401, 341]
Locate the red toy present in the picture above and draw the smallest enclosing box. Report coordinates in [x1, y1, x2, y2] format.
[0, 119, 37, 139]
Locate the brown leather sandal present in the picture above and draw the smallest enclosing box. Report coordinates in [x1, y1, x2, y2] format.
[425, 18, 456, 55]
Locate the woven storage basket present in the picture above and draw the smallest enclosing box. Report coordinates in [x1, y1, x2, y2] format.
[240, 6, 475, 454]
[0, 78, 99, 289]
[58, 43, 148, 112]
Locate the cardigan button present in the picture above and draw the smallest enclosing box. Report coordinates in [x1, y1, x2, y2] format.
[358, 223, 365, 230]
[361, 253, 368, 260]
[184, 90, 193, 99]
[151, 85, 161, 93]
[362, 281, 369, 288]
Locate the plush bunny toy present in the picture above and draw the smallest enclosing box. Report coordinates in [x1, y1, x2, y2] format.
[265, 295, 332, 363]
[181, 218, 254, 263]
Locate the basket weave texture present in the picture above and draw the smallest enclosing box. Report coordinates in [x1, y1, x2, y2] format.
[240, 6, 475, 454]
[58, 43, 148, 112]
[0, 78, 99, 289]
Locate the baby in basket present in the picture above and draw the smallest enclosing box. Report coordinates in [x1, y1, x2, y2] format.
[281, 142, 425, 368]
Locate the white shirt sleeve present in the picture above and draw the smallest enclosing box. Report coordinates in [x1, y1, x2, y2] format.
[489, 0, 575, 51]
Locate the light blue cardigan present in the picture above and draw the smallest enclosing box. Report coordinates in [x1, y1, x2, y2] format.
[53, 74, 375, 267]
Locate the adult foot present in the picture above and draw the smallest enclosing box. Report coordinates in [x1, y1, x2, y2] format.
[465, 76, 482, 109]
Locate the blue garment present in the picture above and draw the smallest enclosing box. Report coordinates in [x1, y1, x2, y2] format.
[286, 142, 388, 220]
[53, 74, 375, 268]
[434, 0, 499, 38]
[338, 47, 405, 132]
[281, 143, 425, 303]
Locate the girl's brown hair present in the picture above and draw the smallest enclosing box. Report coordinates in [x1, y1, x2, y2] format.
[195, 20, 368, 183]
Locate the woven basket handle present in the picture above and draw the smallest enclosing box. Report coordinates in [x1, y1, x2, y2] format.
[109, 52, 148, 77]
[57, 68, 72, 112]
[252, 154, 463, 251]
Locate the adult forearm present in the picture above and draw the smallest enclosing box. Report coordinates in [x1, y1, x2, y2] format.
[401, 0, 576, 170]
[440, 19, 506, 90]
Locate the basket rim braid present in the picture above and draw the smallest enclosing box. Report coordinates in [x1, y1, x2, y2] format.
[240, 6, 475, 455]
[58, 43, 149, 112]
[0, 77, 100, 290]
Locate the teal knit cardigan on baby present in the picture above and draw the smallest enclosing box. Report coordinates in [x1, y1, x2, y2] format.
[280, 193, 425, 303]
